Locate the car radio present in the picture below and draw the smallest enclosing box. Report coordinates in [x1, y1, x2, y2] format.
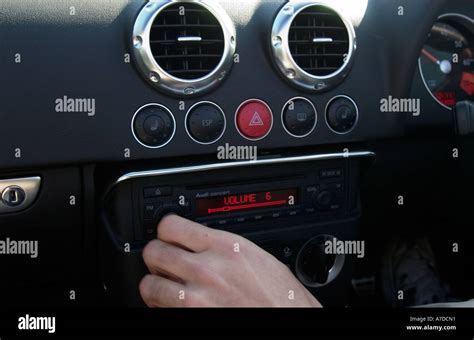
[100, 152, 373, 306]
[102, 153, 371, 245]
[139, 170, 345, 241]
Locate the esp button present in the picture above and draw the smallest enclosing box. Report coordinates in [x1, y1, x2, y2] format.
[235, 99, 273, 140]
[186, 102, 226, 144]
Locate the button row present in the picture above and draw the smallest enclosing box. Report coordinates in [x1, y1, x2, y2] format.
[198, 209, 304, 227]
[132, 96, 359, 148]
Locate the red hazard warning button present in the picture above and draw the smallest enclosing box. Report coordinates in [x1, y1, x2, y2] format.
[235, 99, 273, 140]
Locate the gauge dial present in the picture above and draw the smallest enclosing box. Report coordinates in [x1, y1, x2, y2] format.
[419, 14, 474, 110]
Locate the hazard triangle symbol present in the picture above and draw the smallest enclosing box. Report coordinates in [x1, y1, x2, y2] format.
[249, 112, 264, 126]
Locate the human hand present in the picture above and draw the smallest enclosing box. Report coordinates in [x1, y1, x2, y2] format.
[139, 215, 322, 307]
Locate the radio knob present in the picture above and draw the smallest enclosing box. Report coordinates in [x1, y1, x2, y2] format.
[313, 190, 334, 210]
[153, 204, 183, 226]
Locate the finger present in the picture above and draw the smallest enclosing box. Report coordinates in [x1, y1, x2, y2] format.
[139, 274, 186, 307]
[158, 214, 214, 253]
[142, 239, 197, 282]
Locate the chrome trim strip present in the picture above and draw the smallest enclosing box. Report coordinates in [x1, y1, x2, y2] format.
[115, 151, 375, 185]
[313, 37, 333, 43]
[177, 36, 203, 43]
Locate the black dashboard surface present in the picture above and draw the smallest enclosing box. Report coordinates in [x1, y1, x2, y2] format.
[0, 0, 447, 170]
[0, 0, 474, 319]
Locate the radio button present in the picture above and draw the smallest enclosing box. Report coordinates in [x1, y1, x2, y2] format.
[217, 220, 228, 226]
[144, 203, 162, 220]
[319, 169, 342, 179]
[143, 219, 156, 239]
[145, 227, 156, 237]
[206, 220, 218, 227]
[144, 186, 172, 198]
[196, 219, 215, 227]
[234, 217, 247, 224]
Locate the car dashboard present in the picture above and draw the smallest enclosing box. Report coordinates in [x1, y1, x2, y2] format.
[0, 0, 472, 309]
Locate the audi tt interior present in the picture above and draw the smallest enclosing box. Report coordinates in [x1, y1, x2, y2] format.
[1, 0, 474, 319]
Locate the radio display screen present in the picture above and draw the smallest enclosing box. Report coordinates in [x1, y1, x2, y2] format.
[195, 188, 298, 217]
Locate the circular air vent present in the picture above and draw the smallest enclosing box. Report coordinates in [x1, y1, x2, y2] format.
[133, 0, 236, 96]
[271, 2, 356, 92]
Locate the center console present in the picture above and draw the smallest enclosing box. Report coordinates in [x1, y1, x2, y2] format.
[100, 151, 374, 306]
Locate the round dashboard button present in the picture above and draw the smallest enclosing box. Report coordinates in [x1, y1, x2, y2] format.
[186, 102, 226, 144]
[132, 104, 176, 148]
[235, 99, 273, 140]
[282, 97, 317, 137]
[326, 96, 359, 134]
[143, 115, 165, 137]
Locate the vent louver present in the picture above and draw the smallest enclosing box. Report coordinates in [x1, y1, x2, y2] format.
[150, 3, 225, 80]
[289, 6, 349, 77]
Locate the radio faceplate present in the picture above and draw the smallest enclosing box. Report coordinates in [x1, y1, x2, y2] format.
[120, 159, 358, 242]
[100, 152, 373, 306]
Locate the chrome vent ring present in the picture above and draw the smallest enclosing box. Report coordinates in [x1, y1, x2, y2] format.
[271, 2, 356, 92]
[132, 0, 236, 97]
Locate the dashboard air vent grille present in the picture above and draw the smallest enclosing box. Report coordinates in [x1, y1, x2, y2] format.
[150, 3, 225, 80]
[289, 5, 350, 77]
